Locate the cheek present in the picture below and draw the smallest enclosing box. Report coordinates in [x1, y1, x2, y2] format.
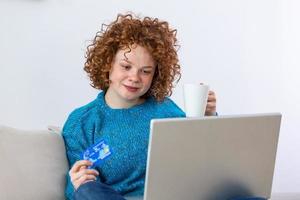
[142, 76, 154, 87]
[109, 70, 126, 82]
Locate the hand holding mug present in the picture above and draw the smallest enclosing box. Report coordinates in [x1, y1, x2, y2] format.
[183, 83, 217, 117]
[205, 90, 217, 116]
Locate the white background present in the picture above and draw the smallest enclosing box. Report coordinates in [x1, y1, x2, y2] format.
[0, 0, 299, 193]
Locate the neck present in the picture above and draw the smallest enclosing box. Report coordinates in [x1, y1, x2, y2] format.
[104, 88, 145, 109]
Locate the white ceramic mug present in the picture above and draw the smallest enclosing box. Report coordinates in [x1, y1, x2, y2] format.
[183, 83, 209, 117]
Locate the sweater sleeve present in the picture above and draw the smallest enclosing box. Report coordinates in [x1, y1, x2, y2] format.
[62, 107, 95, 200]
[61, 109, 81, 200]
[160, 98, 186, 118]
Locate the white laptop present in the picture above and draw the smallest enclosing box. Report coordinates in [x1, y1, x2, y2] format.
[126, 113, 281, 200]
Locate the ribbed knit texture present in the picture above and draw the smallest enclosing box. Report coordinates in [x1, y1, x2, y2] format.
[62, 91, 185, 200]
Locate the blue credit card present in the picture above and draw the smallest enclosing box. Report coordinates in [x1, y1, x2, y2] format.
[81, 140, 112, 168]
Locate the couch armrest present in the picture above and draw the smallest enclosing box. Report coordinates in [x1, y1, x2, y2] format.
[0, 126, 68, 200]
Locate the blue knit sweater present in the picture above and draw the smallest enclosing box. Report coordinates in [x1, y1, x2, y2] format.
[62, 92, 185, 199]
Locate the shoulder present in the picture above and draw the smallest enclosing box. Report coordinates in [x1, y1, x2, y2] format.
[62, 96, 101, 137]
[66, 100, 98, 124]
[150, 97, 186, 118]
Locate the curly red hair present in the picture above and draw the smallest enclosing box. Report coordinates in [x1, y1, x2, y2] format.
[84, 13, 181, 101]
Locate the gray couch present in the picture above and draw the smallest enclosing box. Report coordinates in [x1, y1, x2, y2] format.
[0, 126, 298, 200]
[0, 126, 67, 200]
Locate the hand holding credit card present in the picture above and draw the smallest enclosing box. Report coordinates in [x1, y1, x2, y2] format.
[81, 140, 112, 169]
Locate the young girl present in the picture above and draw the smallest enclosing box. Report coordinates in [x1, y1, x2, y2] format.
[62, 13, 217, 200]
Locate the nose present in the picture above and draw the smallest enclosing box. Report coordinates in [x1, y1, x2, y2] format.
[128, 70, 140, 83]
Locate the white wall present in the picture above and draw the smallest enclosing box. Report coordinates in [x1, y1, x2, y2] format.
[0, 0, 299, 193]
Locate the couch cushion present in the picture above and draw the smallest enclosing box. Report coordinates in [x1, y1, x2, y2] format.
[0, 126, 68, 200]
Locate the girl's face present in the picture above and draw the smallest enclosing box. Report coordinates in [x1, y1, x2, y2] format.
[105, 44, 156, 108]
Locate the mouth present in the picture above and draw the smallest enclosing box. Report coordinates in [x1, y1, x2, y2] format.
[124, 85, 140, 92]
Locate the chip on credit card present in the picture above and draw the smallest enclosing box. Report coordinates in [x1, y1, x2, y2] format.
[81, 140, 112, 168]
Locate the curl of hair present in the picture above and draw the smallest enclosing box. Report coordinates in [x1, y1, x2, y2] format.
[84, 13, 181, 101]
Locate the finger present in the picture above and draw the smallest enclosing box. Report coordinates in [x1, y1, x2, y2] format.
[79, 165, 87, 171]
[207, 95, 216, 102]
[77, 169, 99, 179]
[70, 160, 92, 174]
[71, 166, 88, 181]
[207, 92, 216, 101]
[206, 108, 216, 114]
[208, 90, 215, 95]
[77, 174, 97, 184]
[205, 108, 215, 113]
[71, 168, 99, 183]
[74, 174, 97, 190]
[205, 104, 216, 112]
[71, 170, 99, 186]
[206, 102, 216, 108]
[84, 169, 99, 176]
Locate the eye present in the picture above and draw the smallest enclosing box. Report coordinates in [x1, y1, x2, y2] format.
[142, 69, 152, 74]
[121, 65, 131, 70]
